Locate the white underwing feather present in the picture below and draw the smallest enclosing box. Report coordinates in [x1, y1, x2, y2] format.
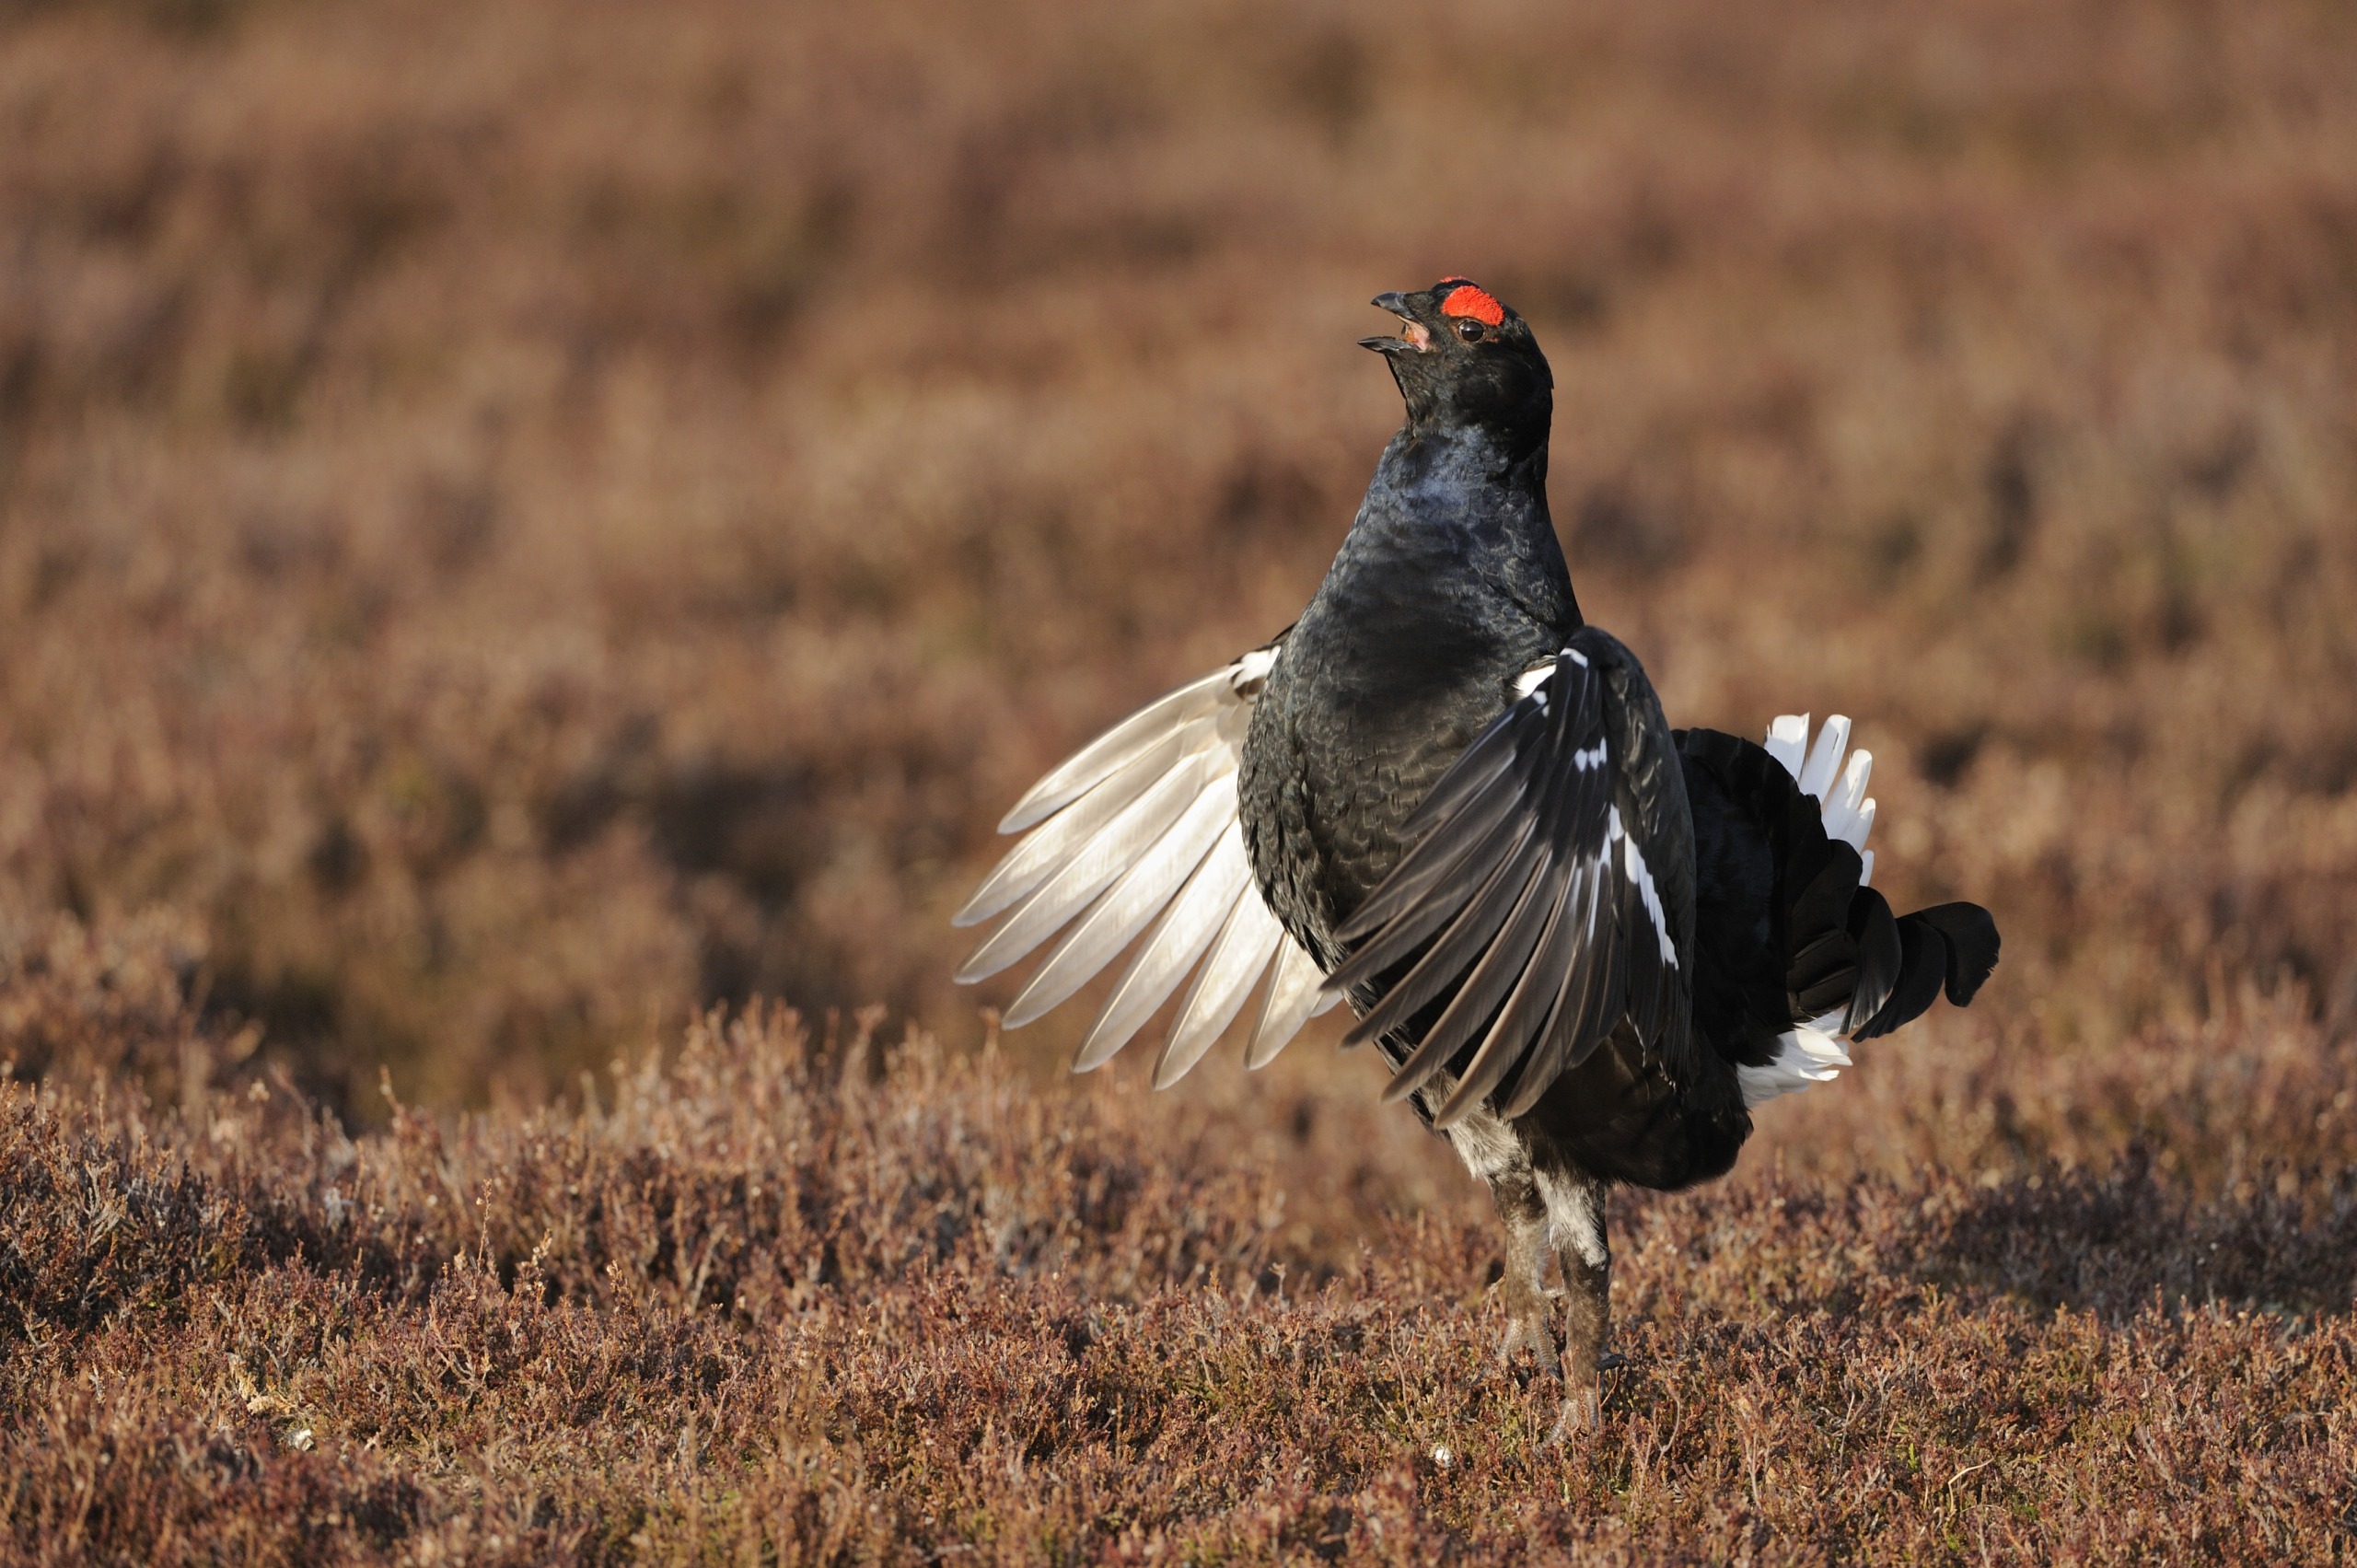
[1071, 821, 1252, 1071]
[953, 728, 1191, 927]
[961, 643, 1329, 1079]
[1004, 776, 1236, 1026]
[999, 670, 1231, 833]
[1155, 892, 1283, 1087]
[954, 749, 1215, 984]
[1248, 937, 1328, 1068]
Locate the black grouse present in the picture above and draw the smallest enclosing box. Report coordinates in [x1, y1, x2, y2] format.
[955, 278, 1999, 1440]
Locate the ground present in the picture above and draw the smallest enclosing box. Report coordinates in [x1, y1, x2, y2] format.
[4, 984, 2354, 1562]
[3, 0, 2356, 1560]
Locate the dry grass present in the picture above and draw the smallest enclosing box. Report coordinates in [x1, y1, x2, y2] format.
[3, 0, 2357, 1558]
[2, 976, 2354, 1563]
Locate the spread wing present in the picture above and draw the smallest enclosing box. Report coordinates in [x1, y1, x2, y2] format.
[952, 634, 1337, 1086]
[1323, 625, 1695, 1128]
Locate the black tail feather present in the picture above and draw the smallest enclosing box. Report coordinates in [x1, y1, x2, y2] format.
[1912, 901, 2001, 1005]
[1676, 725, 1998, 1062]
[1766, 759, 2000, 1040]
[1847, 900, 2000, 1039]
[1840, 885, 1903, 1032]
[1852, 909, 1946, 1040]
[1787, 839, 1861, 945]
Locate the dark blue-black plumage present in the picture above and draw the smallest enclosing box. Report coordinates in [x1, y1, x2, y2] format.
[1231, 279, 1996, 1435]
[958, 277, 1998, 1439]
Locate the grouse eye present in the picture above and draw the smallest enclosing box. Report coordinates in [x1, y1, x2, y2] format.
[1455, 318, 1486, 342]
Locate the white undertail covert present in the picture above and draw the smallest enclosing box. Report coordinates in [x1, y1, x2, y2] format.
[1738, 713, 1880, 1109]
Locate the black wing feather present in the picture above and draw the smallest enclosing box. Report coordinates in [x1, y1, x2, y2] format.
[1330, 805, 1536, 988]
[1325, 626, 1697, 1128]
[1357, 822, 1546, 1063]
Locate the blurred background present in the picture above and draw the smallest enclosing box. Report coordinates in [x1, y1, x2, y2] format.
[3, 0, 2354, 1143]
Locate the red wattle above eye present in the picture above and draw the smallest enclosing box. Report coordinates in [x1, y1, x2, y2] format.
[1439, 285, 1505, 327]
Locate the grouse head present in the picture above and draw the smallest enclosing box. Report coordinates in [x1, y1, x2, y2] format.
[1361, 278, 1553, 450]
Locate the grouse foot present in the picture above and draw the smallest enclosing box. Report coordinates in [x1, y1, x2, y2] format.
[1545, 1180, 1614, 1444]
[1499, 1271, 1560, 1372]
[1547, 1373, 1604, 1445]
[1490, 1171, 1560, 1372]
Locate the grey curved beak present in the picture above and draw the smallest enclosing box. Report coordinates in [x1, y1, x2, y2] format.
[1363, 291, 1424, 353]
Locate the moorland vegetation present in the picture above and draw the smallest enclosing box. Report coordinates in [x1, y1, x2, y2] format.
[4, 0, 2355, 1558]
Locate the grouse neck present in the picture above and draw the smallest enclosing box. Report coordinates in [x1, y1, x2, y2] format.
[1396, 357, 1552, 453]
[1341, 421, 1582, 639]
[1387, 420, 1550, 494]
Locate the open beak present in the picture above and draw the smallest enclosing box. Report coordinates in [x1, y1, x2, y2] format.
[1361, 291, 1431, 354]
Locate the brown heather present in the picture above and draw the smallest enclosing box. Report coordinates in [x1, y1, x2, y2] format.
[2, 0, 2355, 1560]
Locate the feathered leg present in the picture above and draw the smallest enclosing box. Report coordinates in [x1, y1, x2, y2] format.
[1538, 1166, 1612, 1441]
[1488, 1168, 1559, 1373]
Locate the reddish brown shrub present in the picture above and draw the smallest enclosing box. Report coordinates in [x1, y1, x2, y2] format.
[0, 981, 2350, 1563]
